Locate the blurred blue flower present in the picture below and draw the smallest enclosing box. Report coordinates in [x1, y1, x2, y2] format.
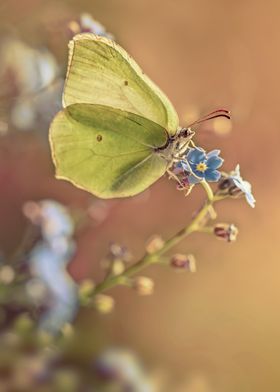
[79, 13, 114, 39]
[0, 36, 60, 131]
[30, 242, 77, 333]
[39, 200, 74, 244]
[27, 200, 78, 334]
[229, 165, 256, 208]
[181, 147, 224, 184]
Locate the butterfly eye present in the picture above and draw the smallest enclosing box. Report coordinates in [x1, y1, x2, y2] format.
[183, 128, 194, 137]
[176, 127, 195, 139]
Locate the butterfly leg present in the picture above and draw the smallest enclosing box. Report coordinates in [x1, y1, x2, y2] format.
[166, 169, 187, 190]
[167, 169, 193, 195]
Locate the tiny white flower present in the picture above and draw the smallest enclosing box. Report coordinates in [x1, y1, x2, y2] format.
[229, 165, 256, 208]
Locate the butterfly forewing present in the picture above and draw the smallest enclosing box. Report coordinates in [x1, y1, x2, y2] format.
[63, 34, 179, 135]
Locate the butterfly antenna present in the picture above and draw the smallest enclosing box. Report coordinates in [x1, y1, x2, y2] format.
[186, 109, 231, 128]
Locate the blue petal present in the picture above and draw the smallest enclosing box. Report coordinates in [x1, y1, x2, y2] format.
[206, 156, 224, 170]
[231, 173, 256, 208]
[189, 162, 200, 172]
[192, 168, 205, 178]
[232, 177, 248, 193]
[205, 169, 221, 182]
[187, 148, 206, 164]
[181, 161, 191, 172]
[207, 149, 220, 158]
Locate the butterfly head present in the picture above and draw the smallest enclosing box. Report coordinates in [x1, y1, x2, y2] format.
[177, 127, 195, 140]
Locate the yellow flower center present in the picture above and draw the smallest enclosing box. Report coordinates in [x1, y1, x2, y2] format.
[196, 162, 208, 172]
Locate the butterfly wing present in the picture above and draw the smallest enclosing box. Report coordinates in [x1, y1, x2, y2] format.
[49, 104, 169, 198]
[63, 33, 179, 135]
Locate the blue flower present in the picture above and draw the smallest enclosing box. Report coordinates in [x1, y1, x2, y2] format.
[229, 165, 256, 208]
[181, 147, 224, 184]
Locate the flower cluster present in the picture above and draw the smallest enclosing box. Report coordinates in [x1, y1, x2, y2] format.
[172, 145, 255, 208]
[173, 147, 224, 189]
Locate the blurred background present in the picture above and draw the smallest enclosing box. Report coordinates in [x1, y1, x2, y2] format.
[0, 0, 277, 390]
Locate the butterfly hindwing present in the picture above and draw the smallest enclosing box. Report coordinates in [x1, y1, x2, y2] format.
[50, 104, 169, 198]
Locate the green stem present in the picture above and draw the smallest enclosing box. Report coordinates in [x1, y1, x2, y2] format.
[92, 197, 216, 296]
[201, 180, 214, 201]
[197, 226, 214, 234]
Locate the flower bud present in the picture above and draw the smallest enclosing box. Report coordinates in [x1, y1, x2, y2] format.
[0, 265, 15, 284]
[37, 330, 53, 347]
[53, 369, 79, 391]
[218, 177, 240, 195]
[94, 294, 115, 314]
[110, 243, 132, 262]
[217, 177, 230, 190]
[22, 201, 42, 224]
[61, 323, 74, 339]
[14, 314, 34, 334]
[214, 223, 238, 242]
[133, 276, 154, 296]
[111, 260, 125, 276]
[170, 254, 196, 272]
[176, 177, 191, 191]
[102, 243, 131, 276]
[110, 243, 123, 257]
[67, 20, 81, 35]
[79, 279, 95, 305]
[145, 235, 164, 254]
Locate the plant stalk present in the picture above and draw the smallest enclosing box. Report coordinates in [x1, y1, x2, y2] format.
[92, 197, 216, 296]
